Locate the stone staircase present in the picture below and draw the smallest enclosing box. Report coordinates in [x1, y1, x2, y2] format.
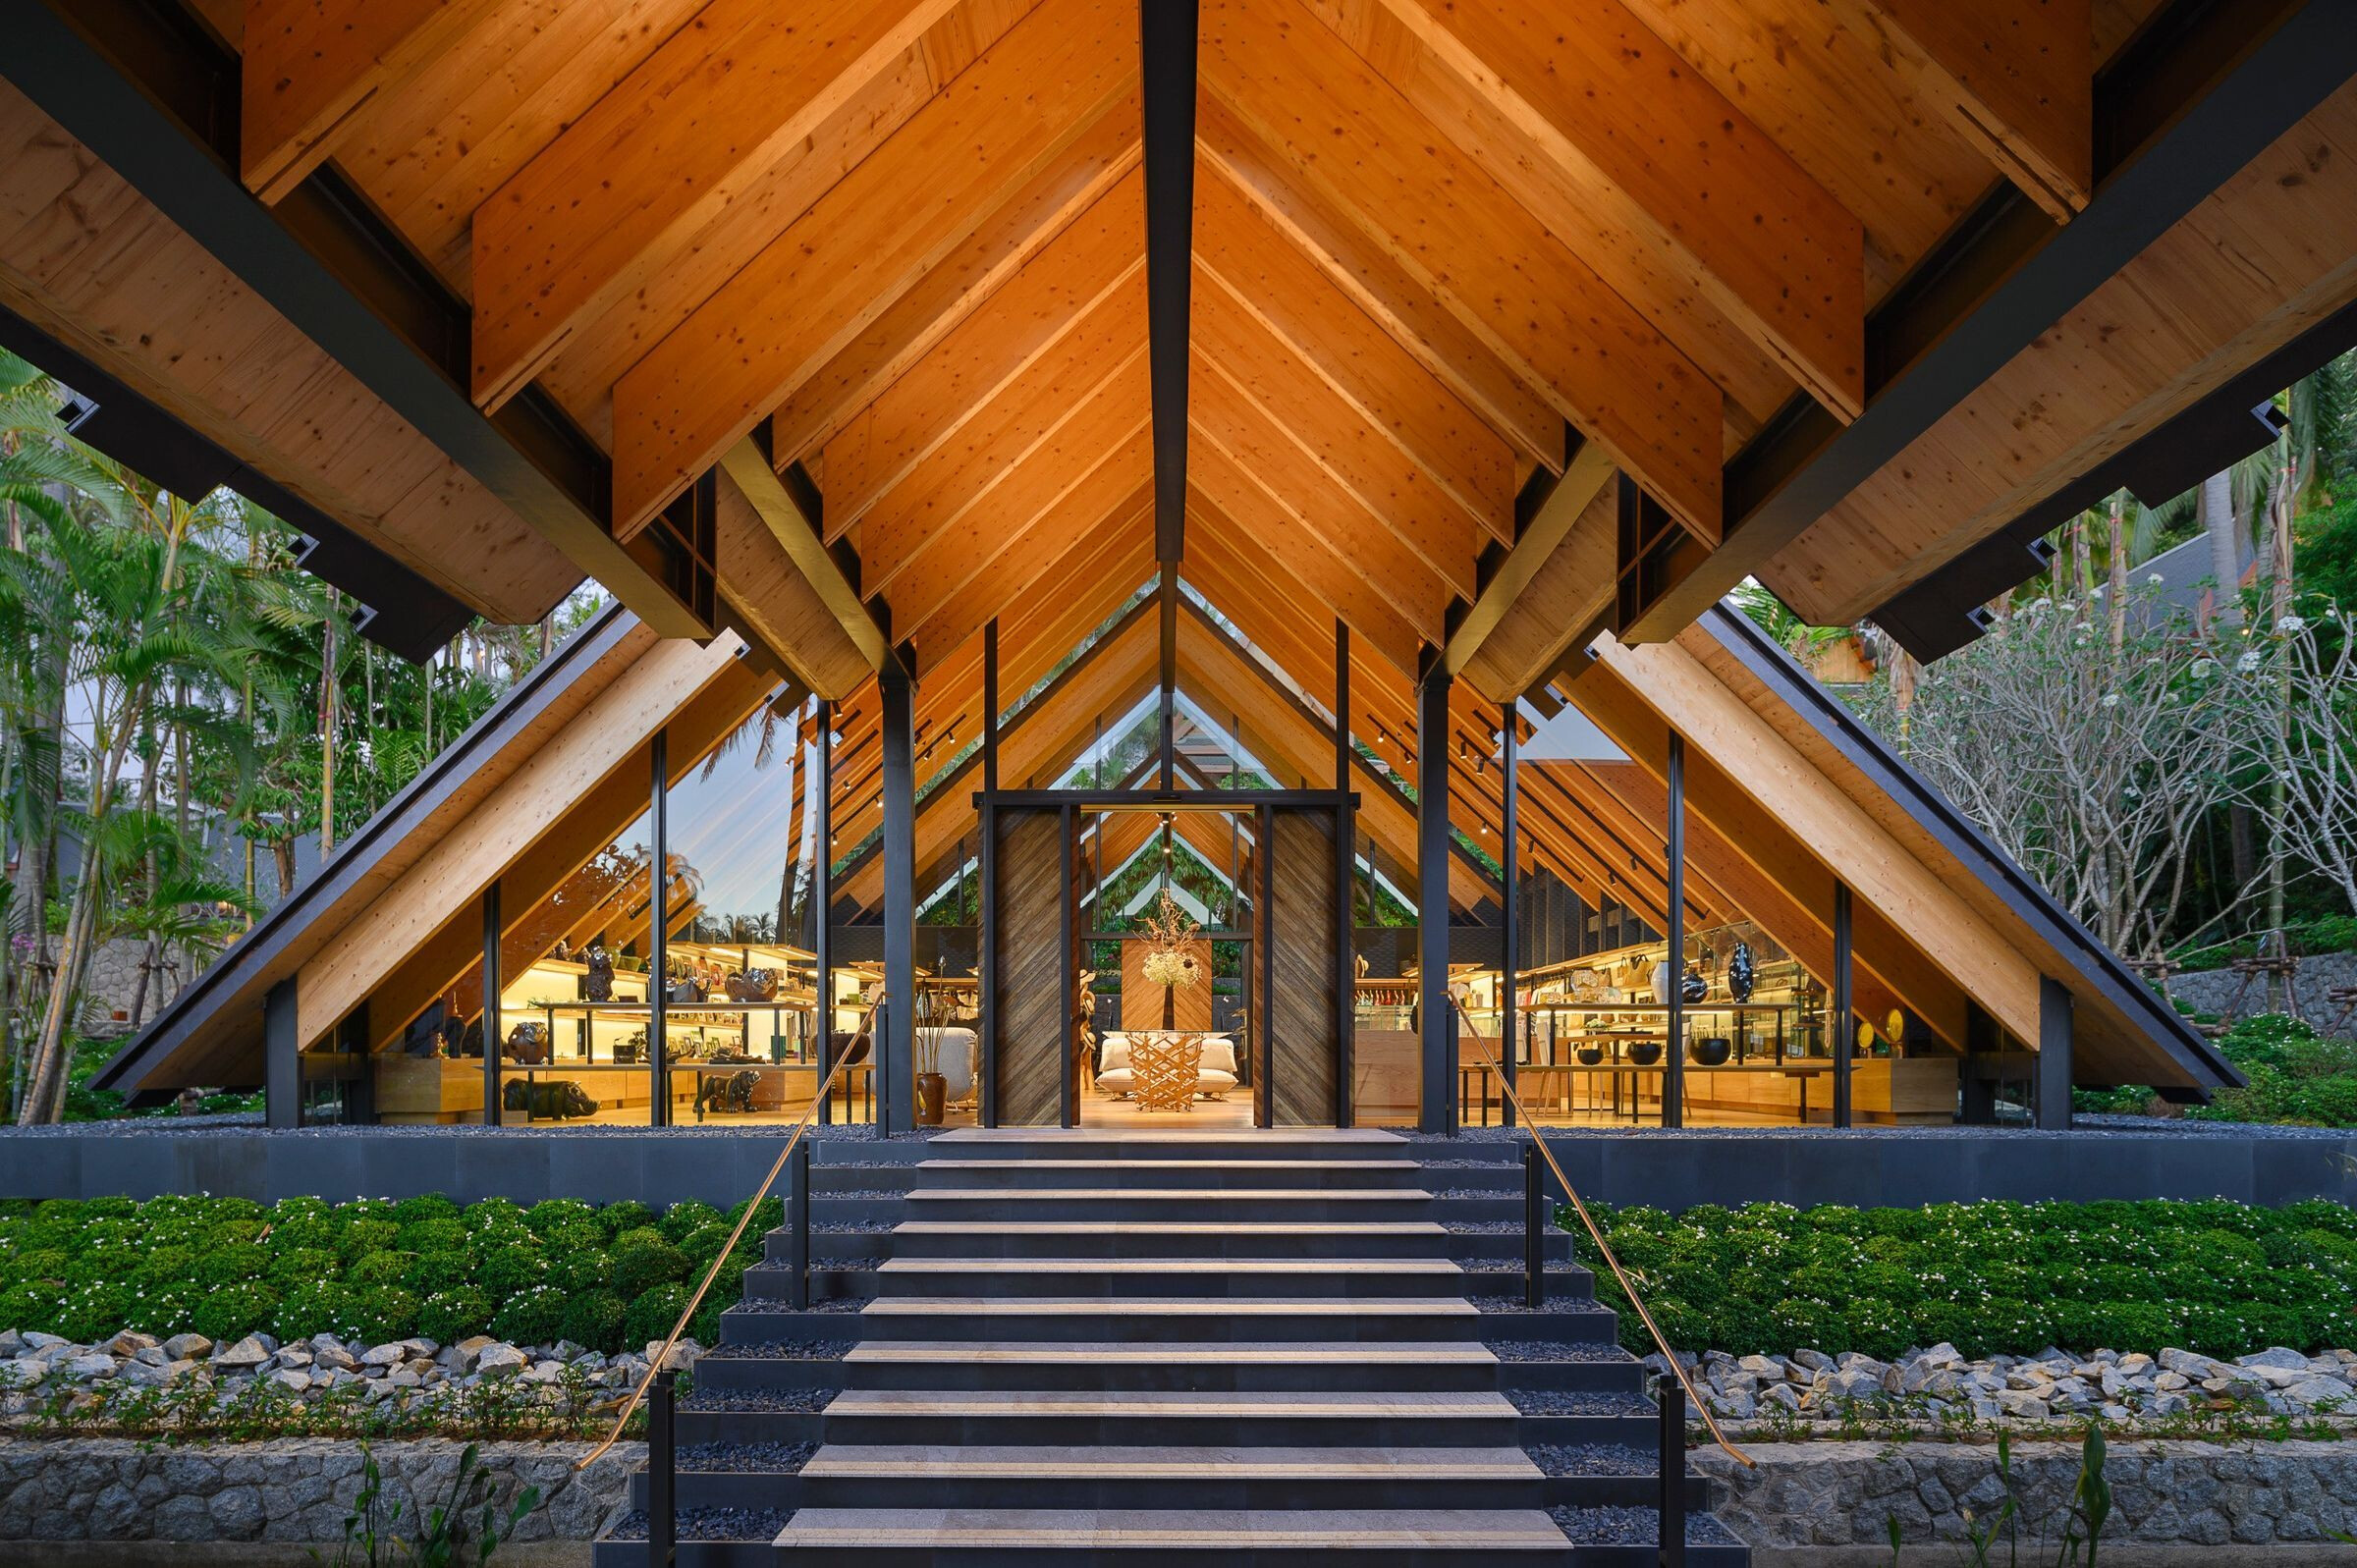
[595, 1128, 1746, 1564]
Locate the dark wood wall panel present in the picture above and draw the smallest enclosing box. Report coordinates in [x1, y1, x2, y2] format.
[993, 808, 1065, 1126]
[1269, 808, 1339, 1127]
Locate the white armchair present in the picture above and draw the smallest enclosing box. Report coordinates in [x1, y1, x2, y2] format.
[1094, 1031, 1239, 1100]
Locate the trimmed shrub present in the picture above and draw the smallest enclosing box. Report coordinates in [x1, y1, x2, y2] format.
[191, 1282, 280, 1344]
[416, 1287, 491, 1346]
[490, 1284, 567, 1348]
[395, 1217, 466, 1257]
[558, 1290, 628, 1354]
[613, 1237, 690, 1299]
[475, 1243, 548, 1299]
[624, 1284, 689, 1350]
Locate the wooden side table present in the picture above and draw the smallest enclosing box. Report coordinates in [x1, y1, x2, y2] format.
[1130, 1033, 1203, 1113]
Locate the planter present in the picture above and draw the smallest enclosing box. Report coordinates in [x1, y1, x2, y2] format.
[913, 1072, 947, 1125]
[1575, 1046, 1605, 1065]
[1626, 1042, 1663, 1066]
[1690, 1037, 1732, 1067]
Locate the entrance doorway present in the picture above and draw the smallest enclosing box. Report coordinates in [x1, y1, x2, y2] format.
[977, 791, 1352, 1130]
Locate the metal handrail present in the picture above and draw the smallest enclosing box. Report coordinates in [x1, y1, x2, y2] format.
[576, 1037, 860, 1469]
[1454, 1011, 1751, 1468]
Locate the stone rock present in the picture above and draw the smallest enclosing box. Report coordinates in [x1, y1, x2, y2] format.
[2280, 1377, 2352, 1409]
[1759, 1381, 1803, 1413]
[0, 1329, 20, 1356]
[163, 1333, 211, 1361]
[1994, 1389, 2050, 1420]
[275, 1346, 312, 1369]
[103, 1330, 158, 1357]
[310, 1343, 355, 1373]
[2163, 1347, 2226, 1379]
[22, 1331, 66, 1350]
[212, 1337, 269, 1371]
[360, 1343, 408, 1369]
[63, 1355, 117, 1380]
[2239, 1346, 2310, 1371]
[475, 1345, 527, 1380]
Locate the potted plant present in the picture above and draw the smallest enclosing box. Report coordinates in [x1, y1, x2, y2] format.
[1140, 891, 1202, 1029]
[912, 984, 947, 1125]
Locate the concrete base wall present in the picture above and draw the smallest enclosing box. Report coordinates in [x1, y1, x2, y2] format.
[3, 1123, 2355, 1209]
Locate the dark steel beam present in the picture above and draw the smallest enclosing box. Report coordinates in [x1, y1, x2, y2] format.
[1832, 880, 1853, 1127]
[1499, 698, 1518, 1131]
[481, 881, 503, 1127]
[1416, 659, 1453, 1134]
[1623, 0, 2357, 640]
[1, 0, 708, 639]
[1158, 568, 1178, 789]
[2037, 975, 2074, 1129]
[814, 700, 835, 1126]
[1662, 730, 1685, 1129]
[880, 661, 917, 1132]
[1873, 294, 2357, 662]
[1140, 0, 1198, 563]
[648, 729, 670, 1125]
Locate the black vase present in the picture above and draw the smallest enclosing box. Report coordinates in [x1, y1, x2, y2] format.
[1626, 1042, 1663, 1066]
[1575, 1046, 1604, 1065]
[1690, 1037, 1731, 1067]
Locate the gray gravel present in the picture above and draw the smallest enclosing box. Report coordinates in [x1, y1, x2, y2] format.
[1549, 1505, 1740, 1545]
[1473, 1295, 1613, 1317]
[713, 1340, 854, 1360]
[1508, 1389, 1655, 1417]
[678, 1440, 816, 1474]
[681, 1385, 837, 1413]
[607, 1506, 793, 1541]
[1525, 1442, 1651, 1478]
[1489, 1339, 1632, 1363]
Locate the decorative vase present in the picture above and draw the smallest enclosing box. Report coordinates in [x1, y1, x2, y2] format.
[1575, 1046, 1604, 1066]
[1690, 1037, 1731, 1067]
[914, 1071, 947, 1125]
[1627, 1042, 1663, 1066]
[1163, 987, 1176, 1030]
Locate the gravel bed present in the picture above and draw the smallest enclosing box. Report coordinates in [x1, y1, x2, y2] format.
[682, 1385, 839, 1413]
[606, 1507, 793, 1541]
[1548, 1505, 1740, 1545]
[1472, 1295, 1612, 1316]
[1459, 1259, 1585, 1275]
[812, 1254, 889, 1271]
[1447, 1219, 1559, 1233]
[824, 1189, 906, 1202]
[1489, 1339, 1631, 1363]
[707, 1340, 854, 1361]
[813, 1218, 898, 1233]
[1508, 1388, 1655, 1417]
[678, 1440, 816, 1474]
[734, 1296, 864, 1314]
[1525, 1442, 1652, 1478]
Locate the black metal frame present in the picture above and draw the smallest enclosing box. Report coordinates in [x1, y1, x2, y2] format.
[1415, 660, 1454, 1134]
[648, 730, 670, 1126]
[481, 882, 503, 1127]
[1501, 699, 1519, 1129]
[1139, 0, 1199, 564]
[881, 662, 917, 1132]
[1832, 882, 1854, 1128]
[813, 701, 835, 1125]
[1662, 732, 1685, 1129]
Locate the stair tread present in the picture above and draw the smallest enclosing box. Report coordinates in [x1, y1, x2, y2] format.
[906, 1188, 1437, 1201]
[799, 1444, 1542, 1479]
[917, 1159, 1422, 1170]
[857, 1297, 1481, 1316]
[839, 1340, 1500, 1364]
[893, 1220, 1449, 1234]
[824, 1389, 1517, 1416]
[776, 1507, 1569, 1549]
[874, 1257, 1463, 1273]
[930, 1129, 1406, 1143]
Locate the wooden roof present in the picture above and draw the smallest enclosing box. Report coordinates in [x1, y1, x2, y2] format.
[7, 0, 2354, 698]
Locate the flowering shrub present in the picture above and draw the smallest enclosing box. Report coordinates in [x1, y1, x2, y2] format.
[1571, 1196, 2357, 1363]
[0, 1193, 778, 1353]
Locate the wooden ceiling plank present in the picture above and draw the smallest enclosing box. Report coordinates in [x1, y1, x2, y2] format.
[470, 0, 962, 408]
[1194, 98, 1562, 478]
[1192, 261, 1503, 562]
[1188, 364, 1455, 636]
[241, 0, 509, 203]
[1191, 178, 1512, 542]
[767, 92, 1144, 469]
[1851, 0, 2093, 222]
[1185, 473, 1422, 677]
[893, 423, 1156, 647]
[1198, 0, 1724, 544]
[824, 168, 1145, 536]
[716, 439, 891, 676]
[711, 458, 878, 700]
[853, 278, 1148, 574]
[1348, 0, 1866, 421]
[1443, 440, 1614, 681]
[611, 0, 1140, 540]
[912, 484, 1154, 673]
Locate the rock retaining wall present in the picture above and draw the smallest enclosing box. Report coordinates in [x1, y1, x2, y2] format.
[1698, 1438, 2357, 1550]
[0, 1437, 634, 1549]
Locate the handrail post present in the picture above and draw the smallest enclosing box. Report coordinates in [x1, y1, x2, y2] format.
[648, 1367, 675, 1567]
[1658, 1374, 1685, 1567]
[1523, 1140, 1543, 1308]
[788, 1138, 812, 1313]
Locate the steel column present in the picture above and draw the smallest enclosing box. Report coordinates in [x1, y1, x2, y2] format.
[1663, 731, 1685, 1129]
[1139, 0, 1199, 563]
[263, 978, 300, 1130]
[2038, 976, 2074, 1130]
[1417, 662, 1454, 1134]
[648, 730, 669, 1125]
[481, 881, 502, 1127]
[881, 662, 917, 1132]
[1501, 700, 1519, 1130]
[813, 703, 834, 1125]
[1832, 882, 1854, 1127]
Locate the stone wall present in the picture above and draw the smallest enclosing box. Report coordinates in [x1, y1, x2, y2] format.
[2171, 953, 2357, 1039]
[0, 1437, 634, 1551]
[1697, 1438, 2357, 1551]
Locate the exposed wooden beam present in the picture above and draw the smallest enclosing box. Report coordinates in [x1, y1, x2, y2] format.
[716, 437, 890, 677]
[1853, 0, 2092, 222]
[241, 0, 508, 204]
[469, 0, 960, 409]
[611, 0, 1140, 541]
[1443, 437, 1615, 678]
[1140, 0, 1198, 562]
[1198, 0, 1724, 542]
[1354, 0, 1865, 421]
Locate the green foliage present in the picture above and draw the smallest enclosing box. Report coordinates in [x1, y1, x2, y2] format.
[624, 1284, 689, 1350]
[0, 1195, 750, 1355]
[1571, 1195, 2357, 1362]
[2190, 1015, 2357, 1127]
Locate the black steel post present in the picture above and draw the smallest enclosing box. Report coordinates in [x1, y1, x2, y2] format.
[2038, 974, 2074, 1129]
[881, 661, 916, 1132]
[1158, 568, 1177, 791]
[1832, 881, 1854, 1127]
[1663, 731, 1685, 1129]
[1333, 621, 1353, 1127]
[1523, 1141, 1543, 1308]
[481, 881, 502, 1126]
[648, 1368, 676, 1567]
[649, 730, 669, 1127]
[1501, 700, 1518, 1129]
[980, 622, 999, 1126]
[813, 702, 833, 1125]
[263, 978, 300, 1129]
[789, 1139, 811, 1312]
[1658, 1375, 1686, 1566]
[1416, 659, 1453, 1134]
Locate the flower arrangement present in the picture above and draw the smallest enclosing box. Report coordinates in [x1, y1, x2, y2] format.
[1139, 891, 1202, 989]
[1140, 948, 1197, 989]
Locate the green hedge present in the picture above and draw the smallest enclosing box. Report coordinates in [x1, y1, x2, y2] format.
[0, 1194, 780, 1353]
[2077, 1016, 2357, 1126]
[1570, 1197, 2357, 1363]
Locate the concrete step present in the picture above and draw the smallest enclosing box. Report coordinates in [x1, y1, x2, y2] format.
[815, 1387, 1521, 1446]
[912, 1158, 1427, 1190]
[721, 1296, 1618, 1345]
[869, 1217, 1455, 1260]
[789, 1443, 1545, 1510]
[927, 1129, 1412, 1161]
[773, 1506, 1574, 1563]
[901, 1187, 1442, 1221]
[850, 1256, 1466, 1299]
[690, 1337, 1509, 1395]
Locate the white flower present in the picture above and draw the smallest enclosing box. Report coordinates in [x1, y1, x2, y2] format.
[2100, 692, 2119, 708]
[2192, 659, 2219, 677]
[2276, 614, 2307, 633]
[2147, 573, 2165, 586]
[2237, 651, 2263, 673]
[2090, 584, 2106, 598]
